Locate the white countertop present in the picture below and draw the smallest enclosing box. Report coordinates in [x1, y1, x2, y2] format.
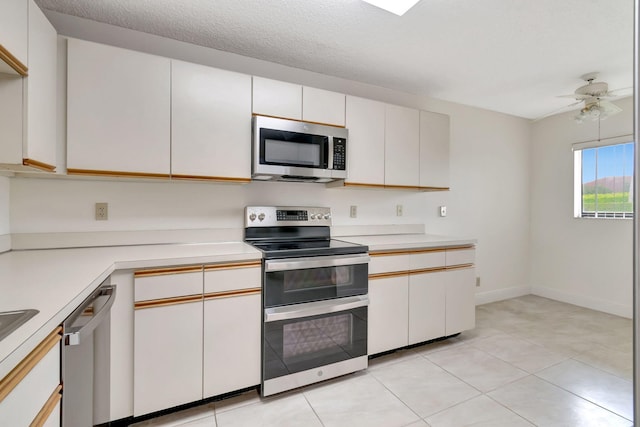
[0, 242, 261, 379]
[340, 233, 476, 252]
[0, 232, 474, 379]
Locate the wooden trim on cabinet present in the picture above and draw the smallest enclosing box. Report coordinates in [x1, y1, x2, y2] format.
[0, 327, 62, 403]
[171, 174, 251, 184]
[342, 182, 387, 190]
[30, 384, 62, 427]
[328, 181, 449, 192]
[252, 113, 346, 129]
[134, 294, 203, 310]
[134, 265, 203, 278]
[22, 159, 56, 172]
[445, 264, 475, 271]
[446, 245, 476, 252]
[369, 271, 409, 280]
[204, 287, 261, 301]
[418, 186, 450, 192]
[67, 168, 170, 179]
[370, 248, 446, 257]
[0, 44, 28, 76]
[204, 260, 261, 271]
[411, 266, 447, 275]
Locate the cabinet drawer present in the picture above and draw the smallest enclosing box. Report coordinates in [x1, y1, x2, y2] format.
[204, 262, 261, 294]
[369, 253, 411, 275]
[409, 250, 446, 270]
[0, 329, 61, 426]
[134, 267, 203, 301]
[446, 248, 475, 266]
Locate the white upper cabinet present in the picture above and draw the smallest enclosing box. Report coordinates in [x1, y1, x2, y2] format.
[171, 60, 252, 181]
[384, 104, 420, 187]
[420, 110, 450, 189]
[252, 76, 345, 126]
[252, 76, 302, 120]
[0, 0, 28, 75]
[302, 86, 345, 126]
[0, 0, 57, 173]
[345, 96, 385, 185]
[24, 1, 57, 169]
[67, 38, 171, 177]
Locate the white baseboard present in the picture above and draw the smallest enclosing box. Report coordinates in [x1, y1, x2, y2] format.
[0, 234, 10, 253]
[475, 285, 531, 305]
[531, 285, 632, 319]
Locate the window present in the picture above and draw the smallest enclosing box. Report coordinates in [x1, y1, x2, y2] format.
[574, 140, 634, 219]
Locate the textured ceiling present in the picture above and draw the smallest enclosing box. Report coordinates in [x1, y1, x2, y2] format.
[35, 0, 634, 119]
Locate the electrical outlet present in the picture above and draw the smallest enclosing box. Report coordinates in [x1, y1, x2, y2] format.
[95, 202, 108, 221]
[476, 277, 481, 287]
[440, 206, 447, 217]
[350, 205, 357, 218]
[396, 205, 403, 216]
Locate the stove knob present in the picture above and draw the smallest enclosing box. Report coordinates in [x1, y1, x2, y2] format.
[258, 213, 265, 222]
[249, 213, 257, 222]
[310, 214, 317, 220]
[323, 214, 331, 220]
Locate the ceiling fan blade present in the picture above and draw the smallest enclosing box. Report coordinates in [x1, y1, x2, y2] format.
[604, 86, 633, 97]
[557, 94, 590, 100]
[532, 100, 583, 122]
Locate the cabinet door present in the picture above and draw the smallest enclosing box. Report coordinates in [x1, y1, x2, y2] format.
[445, 267, 476, 336]
[368, 275, 409, 355]
[67, 38, 170, 176]
[172, 61, 252, 180]
[408, 270, 446, 345]
[134, 301, 203, 416]
[203, 293, 261, 398]
[252, 76, 302, 120]
[384, 104, 419, 187]
[302, 86, 345, 126]
[419, 111, 450, 189]
[24, 1, 57, 169]
[345, 96, 385, 185]
[0, 0, 28, 73]
[0, 331, 61, 427]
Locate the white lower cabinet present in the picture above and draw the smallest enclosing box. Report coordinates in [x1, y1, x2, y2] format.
[203, 293, 261, 397]
[445, 267, 476, 335]
[368, 275, 409, 355]
[133, 268, 203, 417]
[133, 261, 262, 416]
[408, 270, 446, 345]
[0, 328, 62, 427]
[368, 246, 476, 356]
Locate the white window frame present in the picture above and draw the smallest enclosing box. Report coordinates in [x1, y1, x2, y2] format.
[572, 135, 635, 219]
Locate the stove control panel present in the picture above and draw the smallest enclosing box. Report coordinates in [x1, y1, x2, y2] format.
[245, 206, 331, 227]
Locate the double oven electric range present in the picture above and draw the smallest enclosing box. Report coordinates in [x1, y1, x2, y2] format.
[245, 206, 369, 397]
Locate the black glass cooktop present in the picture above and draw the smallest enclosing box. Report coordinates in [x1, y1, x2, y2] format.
[250, 238, 367, 259]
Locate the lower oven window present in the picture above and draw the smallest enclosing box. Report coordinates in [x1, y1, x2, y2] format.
[263, 306, 367, 380]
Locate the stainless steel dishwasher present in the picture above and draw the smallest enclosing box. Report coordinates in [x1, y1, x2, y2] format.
[62, 279, 116, 427]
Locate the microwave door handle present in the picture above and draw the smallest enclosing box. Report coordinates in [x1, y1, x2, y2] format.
[328, 136, 334, 170]
[264, 295, 369, 322]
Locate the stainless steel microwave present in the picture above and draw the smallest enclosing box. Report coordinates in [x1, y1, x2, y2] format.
[252, 115, 348, 183]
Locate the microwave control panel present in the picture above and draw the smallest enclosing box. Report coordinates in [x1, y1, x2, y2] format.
[332, 138, 346, 170]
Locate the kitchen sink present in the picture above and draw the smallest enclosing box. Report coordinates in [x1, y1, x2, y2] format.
[0, 309, 39, 342]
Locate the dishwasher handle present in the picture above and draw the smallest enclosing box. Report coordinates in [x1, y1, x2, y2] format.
[64, 285, 117, 346]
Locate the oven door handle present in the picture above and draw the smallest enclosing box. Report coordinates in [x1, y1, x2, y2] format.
[264, 295, 369, 322]
[264, 253, 370, 272]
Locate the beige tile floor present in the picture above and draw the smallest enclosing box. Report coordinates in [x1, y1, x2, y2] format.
[133, 295, 633, 426]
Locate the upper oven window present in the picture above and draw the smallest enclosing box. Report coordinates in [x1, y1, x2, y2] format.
[260, 128, 328, 168]
[264, 262, 368, 308]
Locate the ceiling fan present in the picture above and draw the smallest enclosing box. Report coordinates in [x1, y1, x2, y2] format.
[535, 72, 630, 122]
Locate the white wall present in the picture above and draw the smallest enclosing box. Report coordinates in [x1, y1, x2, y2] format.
[8, 12, 532, 303]
[530, 97, 633, 317]
[0, 175, 10, 252]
